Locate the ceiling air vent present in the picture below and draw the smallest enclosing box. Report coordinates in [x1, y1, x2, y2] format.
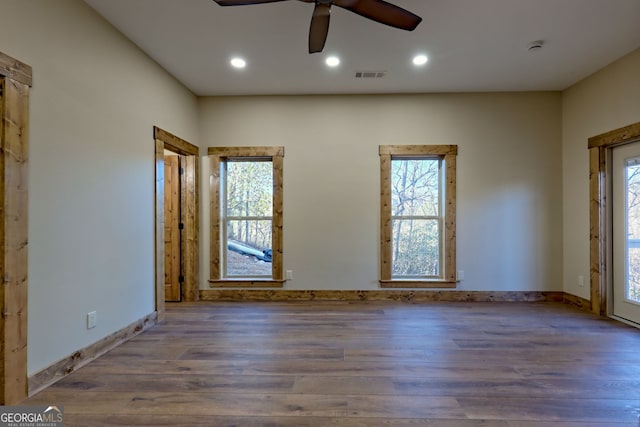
[355, 71, 386, 79]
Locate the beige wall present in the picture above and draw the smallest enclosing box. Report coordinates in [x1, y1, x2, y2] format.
[1, 0, 199, 374]
[562, 48, 640, 299]
[199, 93, 563, 292]
[6, 0, 633, 378]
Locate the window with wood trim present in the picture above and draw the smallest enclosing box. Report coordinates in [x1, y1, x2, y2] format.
[379, 145, 458, 288]
[209, 147, 284, 287]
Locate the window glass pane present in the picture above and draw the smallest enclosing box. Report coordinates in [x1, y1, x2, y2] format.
[391, 159, 440, 217]
[392, 219, 440, 277]
[626, 160, 640, 303]
[226, 219, 272, 277]
[226, 161, 273, 217]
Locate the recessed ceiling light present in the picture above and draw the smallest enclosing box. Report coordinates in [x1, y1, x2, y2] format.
[413, 54, 428, 66]
[230, 57, 247, 69]
[326, 56, 340, 67]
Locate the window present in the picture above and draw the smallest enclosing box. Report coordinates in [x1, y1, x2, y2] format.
[209, 147, 284, 287]
[379, 145, 458, 287]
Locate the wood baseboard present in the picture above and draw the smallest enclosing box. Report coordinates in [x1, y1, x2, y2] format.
[28, 312, 157, 396]
[563, 293, 592, 312]
[25, 291, 595, 398]
[199, 289, 565, 303]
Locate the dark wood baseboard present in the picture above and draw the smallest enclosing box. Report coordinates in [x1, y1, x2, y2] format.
[28, 312, 157, 396]
[199, 289, 565, 303]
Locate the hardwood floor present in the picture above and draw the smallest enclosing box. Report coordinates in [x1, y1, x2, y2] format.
[25, 301, 640, 426]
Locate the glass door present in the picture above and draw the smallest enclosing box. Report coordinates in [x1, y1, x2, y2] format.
[612, 141, 640, 325]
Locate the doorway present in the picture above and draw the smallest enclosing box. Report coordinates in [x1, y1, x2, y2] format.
[589, 121, 640, 320]
[154, 127, 200, 320]
[611, 141, 640, 325]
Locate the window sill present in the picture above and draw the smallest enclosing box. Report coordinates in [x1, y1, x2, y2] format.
[379, 280, 457, 289]
[209, 279, 285, 288]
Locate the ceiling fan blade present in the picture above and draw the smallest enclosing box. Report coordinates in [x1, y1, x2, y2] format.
[309, 2, 331, 53]
[334, 0, 422, 31]
[213, 0, 288, 6]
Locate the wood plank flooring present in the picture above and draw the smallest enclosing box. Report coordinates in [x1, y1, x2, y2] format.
[25, 301, 640, 426]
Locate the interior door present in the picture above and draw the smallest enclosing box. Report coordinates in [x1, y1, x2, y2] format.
[612, 141, 640, 325]
[164, 154, 181, 302]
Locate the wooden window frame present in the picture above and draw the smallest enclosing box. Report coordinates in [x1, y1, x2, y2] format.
[208, 146, 284, 287]
[379, 145, 458, 288]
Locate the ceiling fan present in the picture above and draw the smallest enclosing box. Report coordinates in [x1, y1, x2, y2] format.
[212, 0, 422, 54]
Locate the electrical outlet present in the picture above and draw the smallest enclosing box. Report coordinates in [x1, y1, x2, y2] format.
[87, 311, 97, 329]
[286, 270, 293, 280]
[457, 270, 464, 281]
[578, 275, 585, 287]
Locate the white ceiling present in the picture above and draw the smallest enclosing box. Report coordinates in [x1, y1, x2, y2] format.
[84, 0, 640, 96]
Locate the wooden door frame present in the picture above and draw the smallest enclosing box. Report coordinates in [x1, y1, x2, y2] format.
[154, 127, 199, 320]
[588, 121, 640, 315]
[163, 154, 181, 302]
[0, 51, 32, 405]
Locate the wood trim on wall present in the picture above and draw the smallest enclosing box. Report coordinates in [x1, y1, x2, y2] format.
[378, 280, 457, 288]
[153, 126, 200, 319]
[0, 53, 31, 405]
[563, 292, 592, 312]
[154, 139, 165, 319]
[379, 150, 392, 280]
[208, 146, 285, 157]
[379, 145, 458, 156]
[379, 145, 458, 286]
[28, 312, 157, 396]
[155, 127, 198, 156]
[272, 154, 284, 281]
[208, 146, 285, 287]
[200, 289, 564, 303]
[443, 150, 457, 281]
[588, 122, 640, 149]
[209, 280, 286, 288]
[589, 146, 607, 315]
[209, 154, 221, 280]
[588, 121, 640, 315]
[181, 154, 200, 301]
[0, 52, 32, 87]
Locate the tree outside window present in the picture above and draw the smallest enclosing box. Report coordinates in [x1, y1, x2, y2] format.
[380, 145, 458, 287]
[625, 159, 640, 302]
[208, 146, 284, 287]
[223, 160, 273, 277]
[391, 158, 442, 278]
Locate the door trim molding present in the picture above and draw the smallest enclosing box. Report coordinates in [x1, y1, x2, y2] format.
[0, 52, 31, 405]
[588, 121, 640, 315]
[0, 52, 32, 86]
[154, 127, 199, 320]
